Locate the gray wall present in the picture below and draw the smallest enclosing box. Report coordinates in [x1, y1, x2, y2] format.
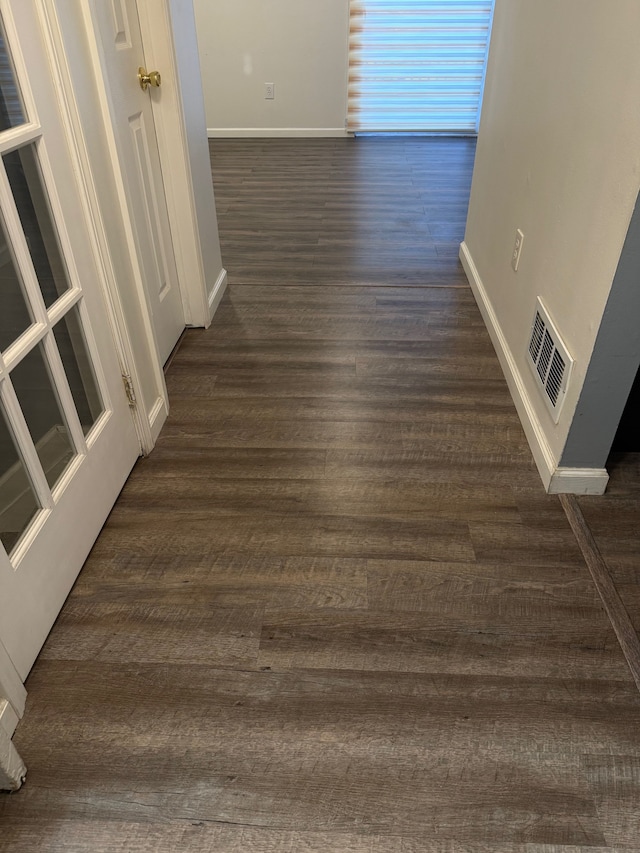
[561, 193, 640, 467]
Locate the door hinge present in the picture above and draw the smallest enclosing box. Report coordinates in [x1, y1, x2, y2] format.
[122, 372, 137, 407]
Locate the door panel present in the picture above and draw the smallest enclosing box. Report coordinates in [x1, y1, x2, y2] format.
[92, 0, 185, 365]
[0, 0, 140, 679]
[111, 0, 130, 48]
[129, 111, 173, 303]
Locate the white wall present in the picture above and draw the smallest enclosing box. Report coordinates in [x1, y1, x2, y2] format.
[462, 0, 640, 491]
[193, 0, 349, 135]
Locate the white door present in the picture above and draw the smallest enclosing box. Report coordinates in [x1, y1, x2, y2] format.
[0, 0, 141, 680]
[90, 0, 185, 365]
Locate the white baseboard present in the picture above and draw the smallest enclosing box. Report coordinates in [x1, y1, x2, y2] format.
[148, 396, 168, 445]
[548, 467, 609, 495]
[207, 128, 348, 139]
[459, 242, 608, 495]
[208, 267, 227, 320]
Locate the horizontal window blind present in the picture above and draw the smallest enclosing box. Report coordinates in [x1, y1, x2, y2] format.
[348, 0, 494, 133]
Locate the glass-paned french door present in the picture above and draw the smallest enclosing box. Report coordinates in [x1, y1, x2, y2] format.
[348, 0, 495, 133]
[0, 0, 140, 681]
[0, 14, 103, 558]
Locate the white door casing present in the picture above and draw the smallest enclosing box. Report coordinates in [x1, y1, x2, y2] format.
[86, 0, 186, 367]
[0, 0, 141, 680]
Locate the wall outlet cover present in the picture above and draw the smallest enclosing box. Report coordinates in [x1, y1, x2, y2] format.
[512, 228, 524, 272]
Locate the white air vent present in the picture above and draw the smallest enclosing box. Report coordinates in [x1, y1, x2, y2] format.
[527, 298, 573, 423]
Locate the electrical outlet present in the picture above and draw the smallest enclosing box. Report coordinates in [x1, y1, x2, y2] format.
[511, 229, 524, 272]
[264, 82, 275, 100]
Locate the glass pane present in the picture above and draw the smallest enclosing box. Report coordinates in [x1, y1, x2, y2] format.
[0, 398, 40, 555]
[53, 306, 104, 435]
[0, 211, 33, 352]
[4, 144, 71, 308]
[10, 343, 75, 489]
[0, 19, 26, 132]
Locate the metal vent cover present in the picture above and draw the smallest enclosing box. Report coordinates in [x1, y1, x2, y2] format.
[527, 298, 573, 423]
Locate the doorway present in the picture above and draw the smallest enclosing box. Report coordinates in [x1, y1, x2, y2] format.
[611, 365, 640, 453]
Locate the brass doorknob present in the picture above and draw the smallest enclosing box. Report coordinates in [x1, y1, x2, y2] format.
[138, 67, 161, 91]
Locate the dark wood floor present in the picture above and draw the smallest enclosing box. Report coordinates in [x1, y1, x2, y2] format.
[1, 137, 640, 852]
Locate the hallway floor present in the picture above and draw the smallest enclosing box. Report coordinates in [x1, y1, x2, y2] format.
[1, 138, 639, 852]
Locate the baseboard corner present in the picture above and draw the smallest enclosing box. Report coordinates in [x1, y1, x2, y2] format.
[548, 467, 609, 495]
[148, 396, 168, 447]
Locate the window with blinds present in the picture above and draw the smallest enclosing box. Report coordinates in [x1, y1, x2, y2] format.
[348, 0, 495, 134]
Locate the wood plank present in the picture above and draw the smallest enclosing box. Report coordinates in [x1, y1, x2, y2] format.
[162, 394, 521, 427]
[38, 602, 263, 669]
[560, 494, 640, 691]
[115, 479, 520, 523]
[366, 559, 602, 613]
[469, 521, 586, 568]
[581, 754, 640, 848]
[257, 608, 628, 679]
[133, 447, 328, 480]
[71, 555, 369, 611]
[94, 509, 476, 563]
[325, 448, 539, 487]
